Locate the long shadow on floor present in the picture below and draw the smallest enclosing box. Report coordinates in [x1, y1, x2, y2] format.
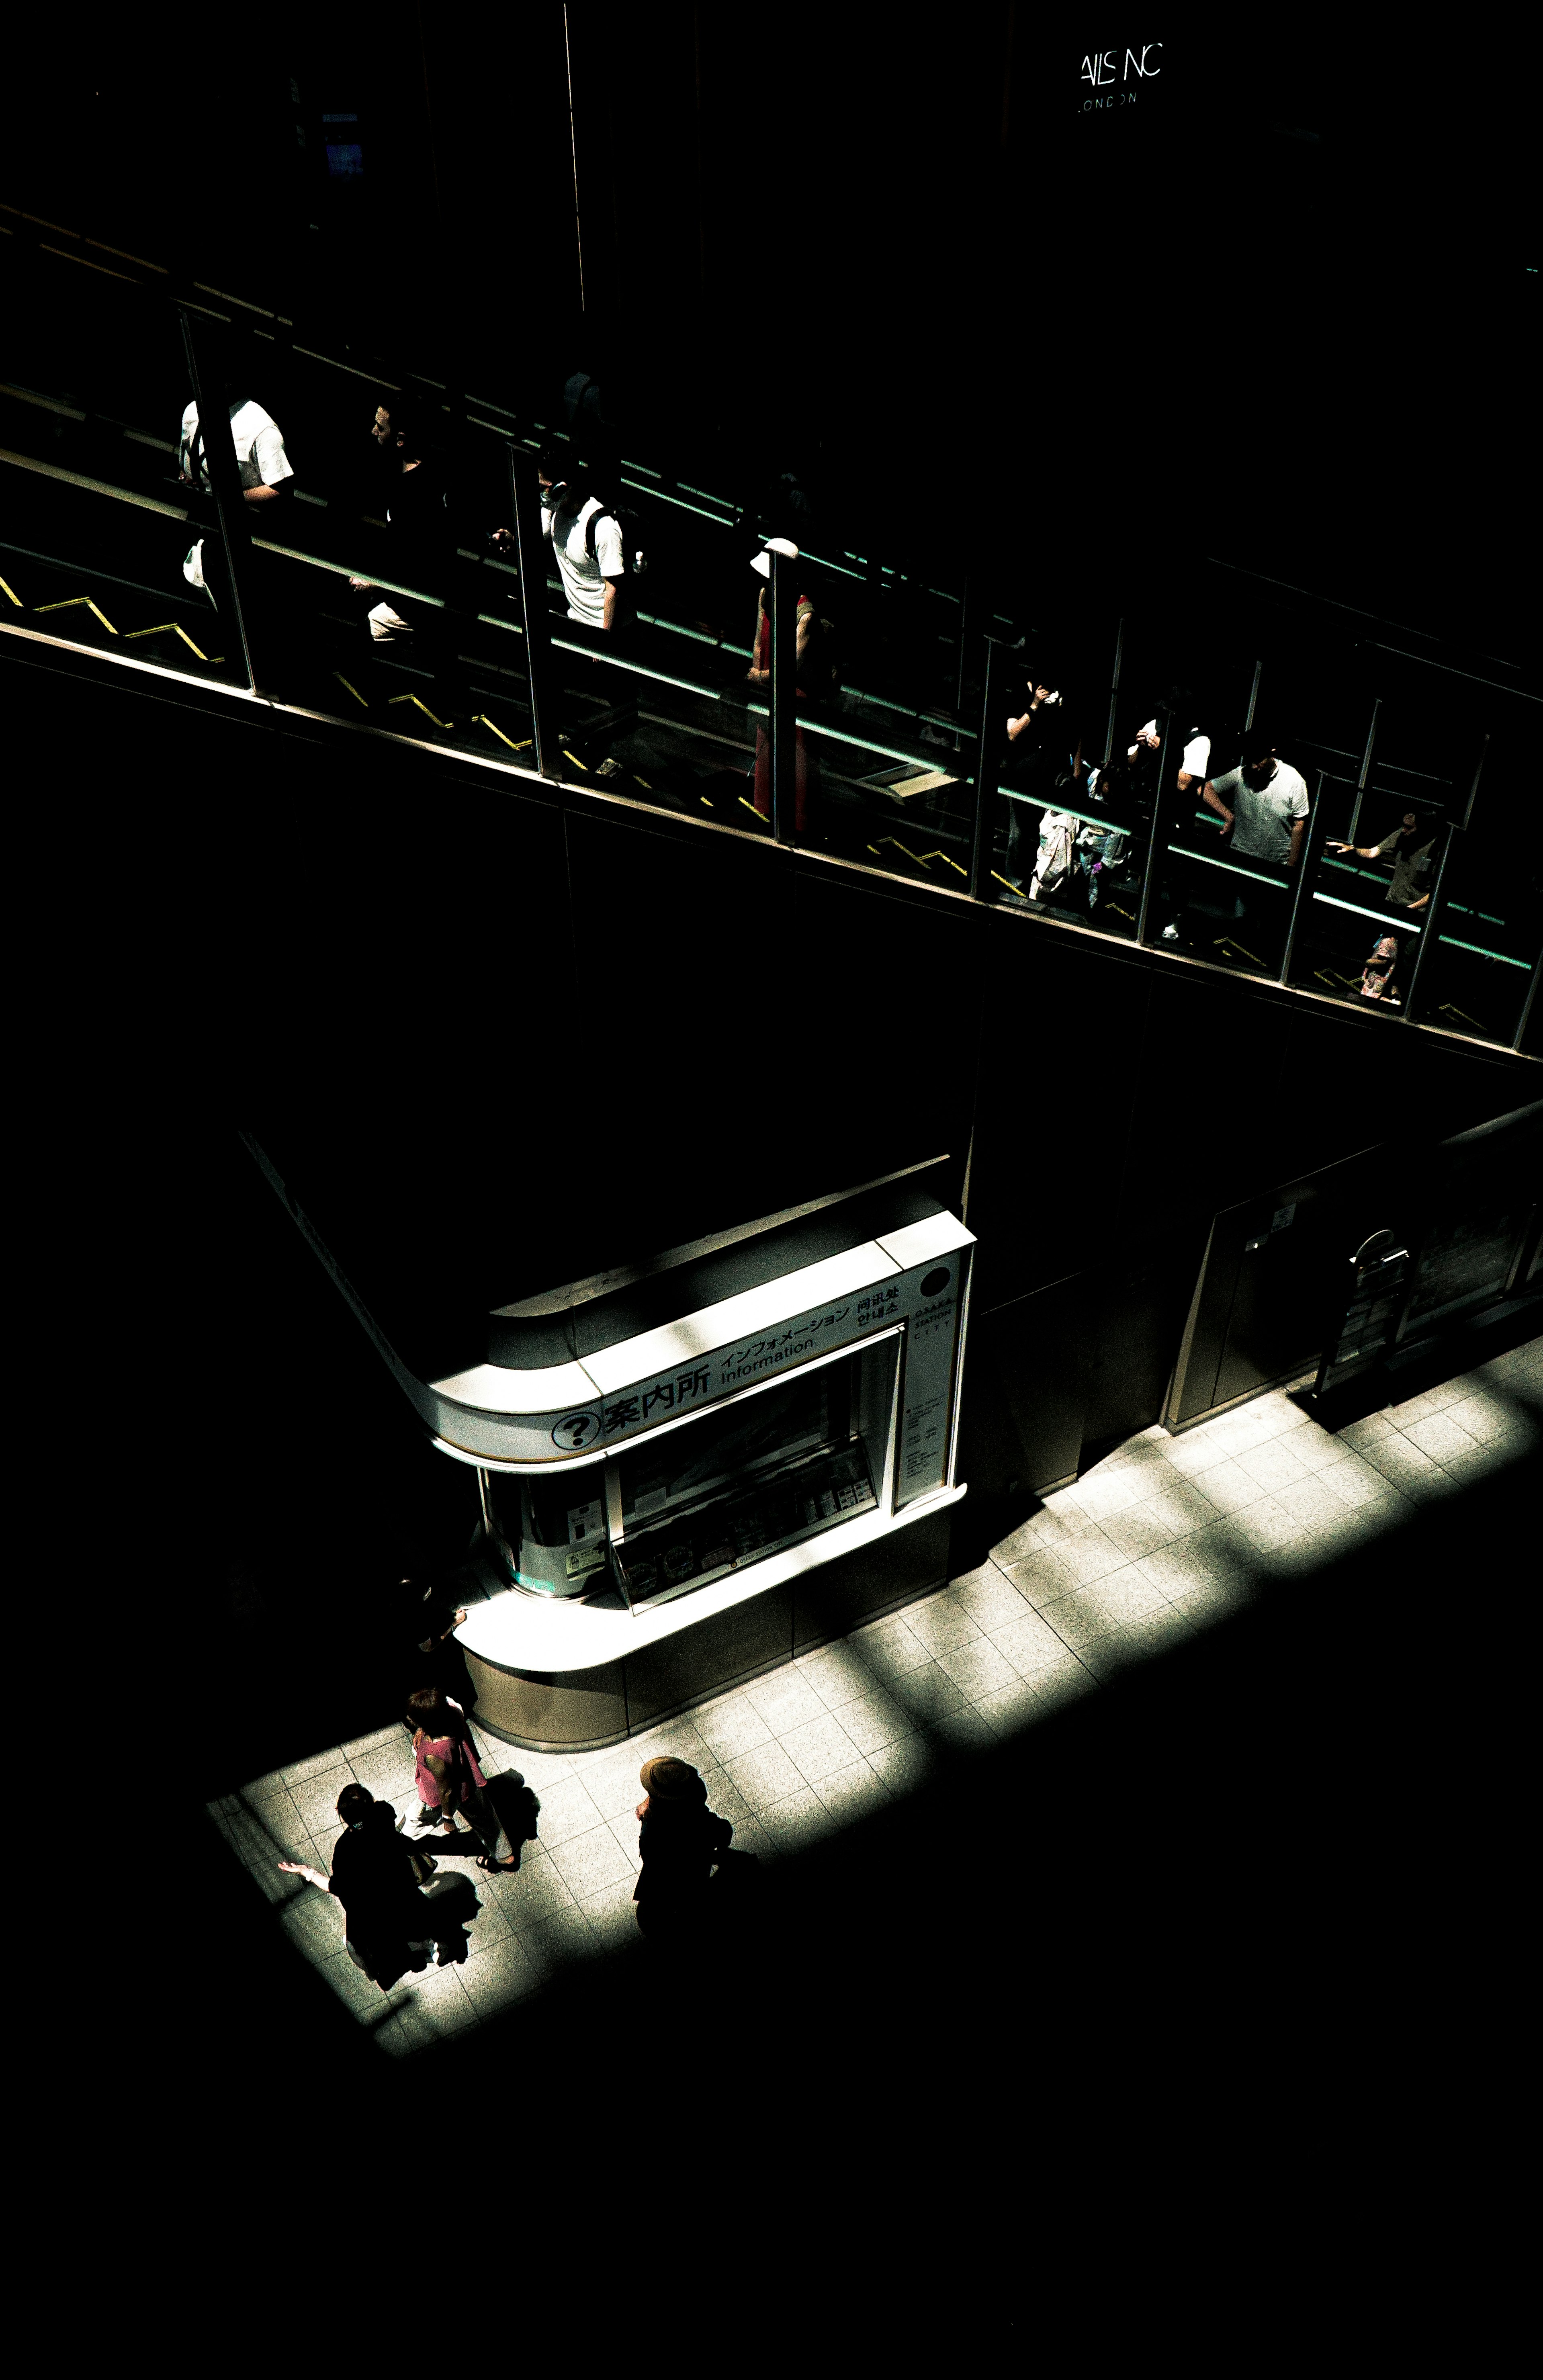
[185, 1432, 1531, 2195]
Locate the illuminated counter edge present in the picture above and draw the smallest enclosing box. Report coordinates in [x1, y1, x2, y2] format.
[456, 1483, 964, 1677]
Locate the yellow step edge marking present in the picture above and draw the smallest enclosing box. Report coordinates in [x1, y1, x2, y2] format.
[388, 693, 446, 727]
[738, 795, 765, 819]
[879, 838, 931, 869]
[699, 794, 714, 807]
[633, 776, 653, 790]
[563, 749, 587, 769]
[1439, 1004, 1484, 1030]
[125, 621, 215, 660]
[990, 870, 1020, 890]
[477, 712, 521, 748]
[0, 576, 22, 607]
[34, 595, 117, 632]
[919, 848, 968, 878]
[867, 843, 882, 854]
[332, 671, 369, 708]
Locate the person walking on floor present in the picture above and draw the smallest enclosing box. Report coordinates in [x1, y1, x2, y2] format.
[633, 1758, 733, 1938]
[409, 1685, 520, 1876]
[279, 1781, 477, 1987]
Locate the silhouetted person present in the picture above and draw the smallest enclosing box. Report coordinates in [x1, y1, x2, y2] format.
[1328, 806, 1443, 1006]
[349, 401, 459, 704]
[178, 384, 295, 616]
[493, 446, 629, 632]
[409, 1686, 519, 1876]
[748, 546, 830, 835]
[633, 1757, 733, 1938]
[400, 1574, 478, 1736]
[279, 1781, 475, 1987]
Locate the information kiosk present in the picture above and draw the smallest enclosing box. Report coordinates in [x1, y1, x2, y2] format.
[250, 1142, 975, 1752]
[445, 1189, 973, 1749]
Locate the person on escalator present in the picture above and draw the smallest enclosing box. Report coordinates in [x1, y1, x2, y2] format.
[1001, 671, 1073, 894]
[177, 389, 295, 619]
[350, 403, 454, 642]
[1179, 738, 1309, 957]
[492, 446, 629, 632]
[1328, 806, 1442, 1005]
[747, 550, 834, 835]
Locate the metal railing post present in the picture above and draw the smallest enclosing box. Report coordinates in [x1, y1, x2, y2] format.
[1399, 819, 1457, 1022]
[1514, 946, 1541, 1054]
[1134, 714, 1177, 946]
[1103, 616, 1124, 770]
[768, 538, 798, 843]
[954, 575, 972, 727]
[1242, 658, 1262, 742]
[969, 634, 1005, 901]
[1277, 767, 1332, 984]
[1347, 696, 1381, 844]
[1460, 732, 1489, 832]
[507, 443, 559, 778]
[178, 304, 261, 694]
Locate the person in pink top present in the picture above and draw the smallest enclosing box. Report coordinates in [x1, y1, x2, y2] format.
[409, 1685, 519, 1874]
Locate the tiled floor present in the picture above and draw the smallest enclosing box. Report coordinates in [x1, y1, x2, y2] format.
[207, 1334, 1541, 2058]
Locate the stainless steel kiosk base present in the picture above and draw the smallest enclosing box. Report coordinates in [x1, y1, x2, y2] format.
[462, 1500, 956, 1752]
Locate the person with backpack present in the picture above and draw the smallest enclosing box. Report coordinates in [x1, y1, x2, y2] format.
[493, 444, 637, 632]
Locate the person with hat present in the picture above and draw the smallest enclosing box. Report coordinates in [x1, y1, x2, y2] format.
[747, 544, 831, 837]
[632, 1758, 734, 1937]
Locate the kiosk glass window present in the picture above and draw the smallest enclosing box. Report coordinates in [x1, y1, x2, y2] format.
[612, 1343, 892, 1611]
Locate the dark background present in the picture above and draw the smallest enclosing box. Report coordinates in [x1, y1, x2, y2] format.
[10, 14, 1537, 2228]
[10, 6, 1538, 648]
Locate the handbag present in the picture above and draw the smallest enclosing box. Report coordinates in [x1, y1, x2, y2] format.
[405, 1846, 439, 1887]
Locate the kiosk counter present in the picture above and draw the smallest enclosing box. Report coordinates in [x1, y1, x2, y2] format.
[249, 1149, 976, 1751]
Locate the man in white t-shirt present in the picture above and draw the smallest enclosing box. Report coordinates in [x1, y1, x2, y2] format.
[1127, 716, 1212, 796]
[178, 395, 295, 605]
[536, 448, 627, 630]
[1203, 743, 1310, 868]
[491, 450, 628, 630]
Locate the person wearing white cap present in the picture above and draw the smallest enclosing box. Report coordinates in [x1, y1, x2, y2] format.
[746, 545, 830, 836]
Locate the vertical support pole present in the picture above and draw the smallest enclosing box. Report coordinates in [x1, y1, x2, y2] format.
[1277, 768, 1332, 985]
[1242, 658, 1262, 742]
[178, 305, 260, 694]
[969, 634, 1005, 902]
[1102, 615, 1124, 770]
[507, 442, 558, 778]
[954, 575, 972, 726]
[768, 538, 798, 843]
[1347, 695, 1381, 844]
[1399, 820, 1456, 1023]
[1460, 732, 1489, 833]
[1134, 714, 1176, 946]
[1513, 945, 1541, 1054]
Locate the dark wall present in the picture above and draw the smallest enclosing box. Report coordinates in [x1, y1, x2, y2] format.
[20, 628, 1530, 1615]
[16, 10, 1536, 651]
